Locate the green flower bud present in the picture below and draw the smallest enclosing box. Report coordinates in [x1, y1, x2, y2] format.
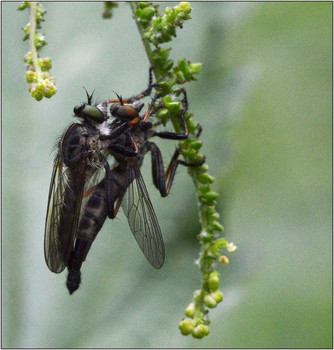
[34, 33, 46, 50]
[204, 294, 217, 308]
[31, 87, 43, 101]
[187, 120, 197, 134]
[161, 59, 174, 72]
[189, 63, 203, 74]
[38, 57, 52, 71]
[197, 173, 215, 184]
[165, 101, 181, 113]
[193, 289, 202, 302]
[181, 148, 198, 161]
[211, 221, 224, 232]
[141, 6, 155, 19]
[35, 82, 44, 92]
[192, 324, 209, 339]
[157, 81, 172, 95]
[211, 290, 223, 304]
[215, 238, 228, 248]
[179, 318, 195, 335]
[198, 164, 209, 173]
[179, 2, 192, 14]
[156, 108, 169, 124]
[26, 71, 38, 83]
[199, 185, 210, 194]
[162, 95, 172, 104]
[185, 302, 195, 317]
[189, 140, 202, 151]
[175, 71, 185, 83]
[177, 59, 187, 72]
[43, 80, 57, 98]
[204, 191, 218, 201]
[208, 272, 220, 291]
[24, 52, 33, 65]
[210, 212, 220, 220]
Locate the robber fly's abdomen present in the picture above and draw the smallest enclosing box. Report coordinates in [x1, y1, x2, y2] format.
[78, 180, 109, 241]
[66, 179, 109, 293]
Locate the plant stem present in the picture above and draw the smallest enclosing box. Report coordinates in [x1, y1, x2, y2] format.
[29, 2, 42, 82]
[129, 2, 161, 82]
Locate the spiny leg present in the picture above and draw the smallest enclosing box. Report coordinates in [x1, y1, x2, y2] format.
[152, 88, 189, 140]
[147, 141, 204, 197]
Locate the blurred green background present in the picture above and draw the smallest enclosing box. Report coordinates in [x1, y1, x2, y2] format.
[2, 2, 332, 348]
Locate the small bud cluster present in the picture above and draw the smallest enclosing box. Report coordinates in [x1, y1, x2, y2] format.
[135, 2, 191, 46]
[134, 2, 202, 94]
[179, 318, 210, 339]
[178, 271, 225, 339]
[18, 2, 56, 101]
[102, 2, 118, 19]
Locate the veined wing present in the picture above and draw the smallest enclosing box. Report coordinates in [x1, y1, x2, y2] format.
[44, 155, 86, 273]
[121, 168, 165, 269]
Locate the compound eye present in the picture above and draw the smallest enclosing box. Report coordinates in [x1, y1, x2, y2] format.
[111, 104, 139, 120]
[73, 104, 83, 116]
[74, 104, 104, 123]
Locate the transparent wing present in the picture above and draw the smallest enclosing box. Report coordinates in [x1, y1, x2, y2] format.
[44, 156, 86, 273]
[44, 156, 69, 272]
[121, 168, 165, 269]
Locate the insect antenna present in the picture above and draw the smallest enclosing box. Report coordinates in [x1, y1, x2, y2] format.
[83, 87, 95, 105]
[112, 90, 124, 105]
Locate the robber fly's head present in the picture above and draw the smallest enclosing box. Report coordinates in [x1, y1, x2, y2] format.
[73, 88, 105, 124]
[109, 92, 144, 121]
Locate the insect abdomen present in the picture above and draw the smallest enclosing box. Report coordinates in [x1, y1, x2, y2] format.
[66, 180, 108, 294]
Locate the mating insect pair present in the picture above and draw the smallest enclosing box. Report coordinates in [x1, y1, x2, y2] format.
[44, 70, 200, 294]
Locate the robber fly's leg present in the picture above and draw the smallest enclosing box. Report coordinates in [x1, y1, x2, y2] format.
[139, 94, 159, 123]
[152, 88, 189, 140]
[147, 141, 203, 197]
[106, 132, 139, 157]
[107, 68, 156, 104]
[105, 168, 126, 219]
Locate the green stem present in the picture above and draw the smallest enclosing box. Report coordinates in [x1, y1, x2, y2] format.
[29, 2, 42, 82]
[129, 2, 161, 82]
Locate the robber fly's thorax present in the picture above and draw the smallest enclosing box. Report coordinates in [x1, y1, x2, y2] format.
[60, 123, 104, 172]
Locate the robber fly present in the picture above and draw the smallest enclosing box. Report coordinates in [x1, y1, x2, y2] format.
[44, 72, 158, 292]
[65, 86, 202, 294]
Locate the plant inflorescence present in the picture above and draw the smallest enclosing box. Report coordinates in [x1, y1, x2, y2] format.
[129, 1, 237, 339]
[18, 1, 57, 101]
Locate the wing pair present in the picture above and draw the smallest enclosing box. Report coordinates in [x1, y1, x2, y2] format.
[44, 154, 165, 274]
